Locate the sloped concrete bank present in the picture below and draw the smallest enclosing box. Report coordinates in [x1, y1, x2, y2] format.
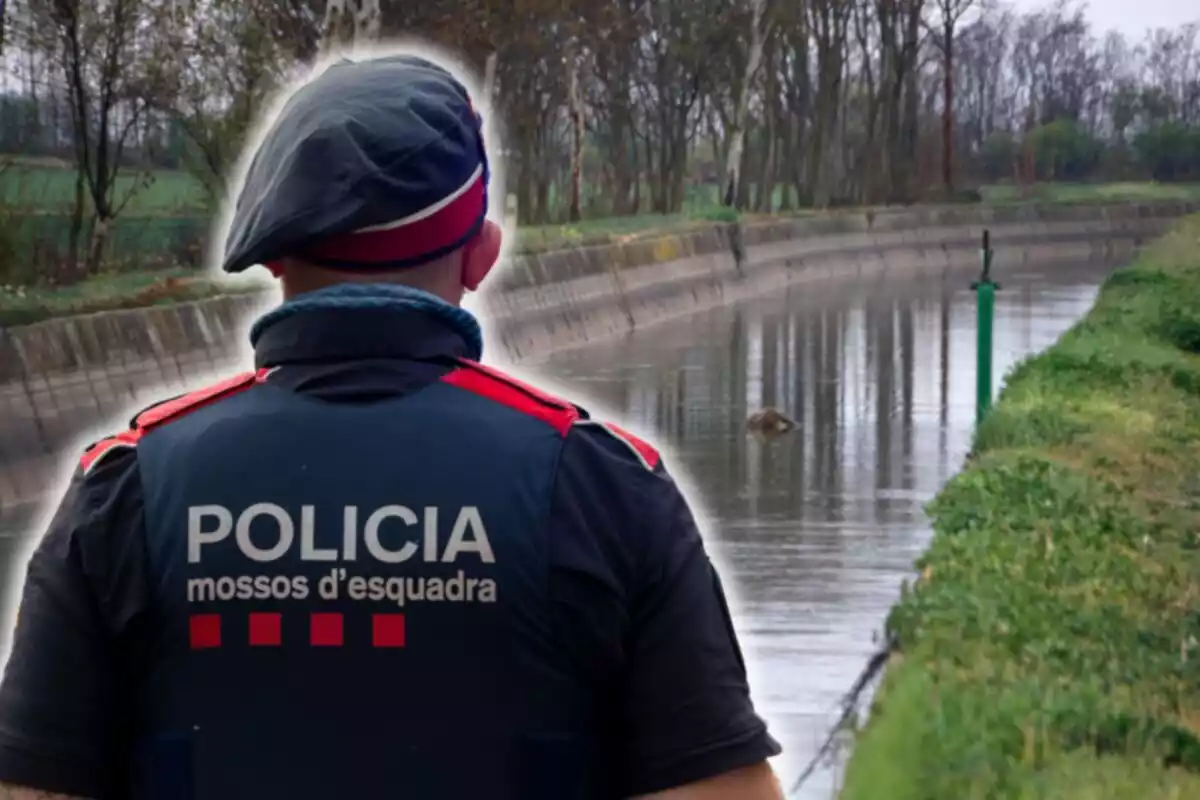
[488, 201, 1194, 361]
[0, 200, 1194, 517]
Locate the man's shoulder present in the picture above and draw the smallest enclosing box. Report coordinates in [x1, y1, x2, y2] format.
[446, 359, 663, 471]
[439, 359, 590, 437]
[568, 419, 662, 473]
[79, 369, 269, 474]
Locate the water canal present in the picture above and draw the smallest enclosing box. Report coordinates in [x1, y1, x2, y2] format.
[538, 258, 1120, 797]
[0, 256, 1122, 797]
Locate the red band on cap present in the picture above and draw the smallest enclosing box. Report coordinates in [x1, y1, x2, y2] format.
[305, 168, 486, 265]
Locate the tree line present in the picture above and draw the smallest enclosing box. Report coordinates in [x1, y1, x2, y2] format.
[0, 0, 1198, 280]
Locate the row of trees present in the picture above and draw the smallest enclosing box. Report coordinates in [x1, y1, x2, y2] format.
[1, 0, 1199, 278]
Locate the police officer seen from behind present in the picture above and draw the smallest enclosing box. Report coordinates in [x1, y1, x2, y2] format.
[0, 52, 783, 800]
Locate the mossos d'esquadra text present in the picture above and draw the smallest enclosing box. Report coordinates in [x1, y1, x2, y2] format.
[185, 503, 498, 608]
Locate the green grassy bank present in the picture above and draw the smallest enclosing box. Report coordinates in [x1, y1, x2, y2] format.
[0, 268, 246, 327]
[979, 181, 1200, 205]
[3, 181, 1198, 329]
[0, 209, 748, 327]
[839, 215, 1200, 799]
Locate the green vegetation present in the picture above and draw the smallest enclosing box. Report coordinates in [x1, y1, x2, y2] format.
[0, 159, 749, 277]
[7, 153, 1196, 219]
[0, 157, 207, 213]
[0, 207, 743, 326]
[2, 153, 1199, 328]
[980, 181, 1200, 205]
[1, 157, 1197, 262]
[839, 215, 1200, 799]
[0, 269, 265, 327]
[0, 158, 746, 217]
[977, 119, 1200, 187]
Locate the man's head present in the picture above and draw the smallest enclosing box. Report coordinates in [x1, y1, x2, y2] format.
[220, 52, 502, 304]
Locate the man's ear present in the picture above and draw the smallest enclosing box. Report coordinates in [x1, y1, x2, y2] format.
[461, 219, 502, 292]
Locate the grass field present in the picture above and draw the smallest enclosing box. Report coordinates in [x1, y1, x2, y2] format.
[0, 156, 736, 217]
[980, 181, 1200, 205]
[6, 154, 1199, 218]
[0, 157, 208, 213]
[4, 166, 1198, 265]
[0, 156, 747, 267]
[839, 214, 1200, 798]
[2, 154, 1200, 327]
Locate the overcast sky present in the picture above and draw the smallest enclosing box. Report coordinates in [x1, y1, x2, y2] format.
[1006, 0, 1199, 39]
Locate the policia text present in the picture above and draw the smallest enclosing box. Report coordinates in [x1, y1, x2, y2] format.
[184, 503, 498, 608]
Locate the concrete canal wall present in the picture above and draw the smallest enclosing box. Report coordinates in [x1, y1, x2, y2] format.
[0, 200, 1195, 517]
[839, 213, 1200, 799]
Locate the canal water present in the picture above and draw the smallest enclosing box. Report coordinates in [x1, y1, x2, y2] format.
[0, 258, 1119, 797]
[534, 259, 1117, 797]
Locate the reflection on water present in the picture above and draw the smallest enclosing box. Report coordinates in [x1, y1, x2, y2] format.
[0, 261, 1116, 796]
[540, 261, 1115, 797]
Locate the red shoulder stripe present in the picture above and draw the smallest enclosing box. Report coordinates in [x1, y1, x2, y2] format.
[134, 369, 265, 430]
[453, 360, 576, 411]
[591, 421, 661, 470]
[79, 368, 270, 474]
[441, 360, 579, 436]
[80, 430, 140, 475]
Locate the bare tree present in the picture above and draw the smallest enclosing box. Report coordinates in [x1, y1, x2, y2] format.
[929, 0, 975, 194]
[319, 0, 381, 56]
[17, 0, 176, 277]
[808, 0, 851, 207]
[3, 0, 1200, 284]
[164, 0, 295, 206]
[722, 0, 769, 208]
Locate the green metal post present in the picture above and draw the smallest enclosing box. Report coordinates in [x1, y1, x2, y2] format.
[971, 230, 1000, 426]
